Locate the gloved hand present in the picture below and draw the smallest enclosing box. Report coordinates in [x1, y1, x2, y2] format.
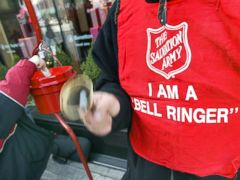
[78, 91, 120, 136]
[0, 55, 46, 106]
[28, 55, 46, 70]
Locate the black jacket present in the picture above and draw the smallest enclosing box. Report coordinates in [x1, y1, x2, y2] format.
[93, 1, 133, 133]
[0, 93, 53, 180]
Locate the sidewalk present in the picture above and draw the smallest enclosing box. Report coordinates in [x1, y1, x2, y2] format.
[41, 156, 125, 180]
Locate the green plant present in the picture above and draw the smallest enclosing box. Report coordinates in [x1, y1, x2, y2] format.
[0, 53, 21, 80]
[56, 49, 82, 73]
[13, 54, 21, 66]
[56, 50, 72, 66]
[0, 63, 7, 80]
[80, 46, 101, 84]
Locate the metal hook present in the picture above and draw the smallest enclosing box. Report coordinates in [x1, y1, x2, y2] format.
[38, 41, 50, 51]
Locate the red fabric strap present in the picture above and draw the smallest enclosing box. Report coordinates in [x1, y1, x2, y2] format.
[0, 125, 17, 153]
[0, 140, 3, 150]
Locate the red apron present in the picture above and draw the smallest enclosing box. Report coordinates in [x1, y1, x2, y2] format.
[117, 0, 240, 178]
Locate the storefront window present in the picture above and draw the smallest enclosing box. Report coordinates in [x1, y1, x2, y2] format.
[0, 0, 114, 80]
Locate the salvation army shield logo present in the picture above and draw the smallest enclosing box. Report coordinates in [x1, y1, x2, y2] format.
[146, 22, 191, 79]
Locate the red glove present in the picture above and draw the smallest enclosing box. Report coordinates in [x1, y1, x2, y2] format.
[0, 58, 37, 106]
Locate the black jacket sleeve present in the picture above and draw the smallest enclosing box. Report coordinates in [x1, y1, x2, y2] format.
[93, 1, 133, 133]
[0, 93, 24, 138]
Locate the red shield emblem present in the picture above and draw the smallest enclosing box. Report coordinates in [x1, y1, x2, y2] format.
[146, 22, 191, 79]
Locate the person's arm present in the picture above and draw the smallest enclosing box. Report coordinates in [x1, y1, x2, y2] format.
[80, 1, 132, 136]
[94, 2, 132, 133]
[0, 56, 44, 139]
